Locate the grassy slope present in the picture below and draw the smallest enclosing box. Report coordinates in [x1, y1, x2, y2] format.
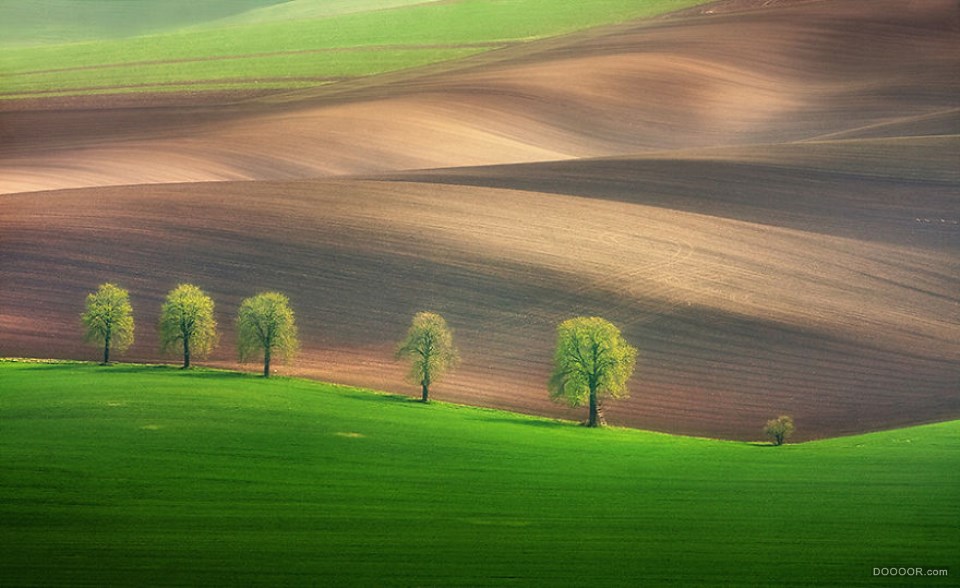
[1, 361, 956, 586]
[0, 0, 708, 97]
[191, 0, 448, 29]
[2, 47, 487, 95]
[0, 0, 286, 46]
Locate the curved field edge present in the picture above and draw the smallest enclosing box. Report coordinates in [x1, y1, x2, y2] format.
[0, 0, 710, 98]
[1, 358, 957, 444]
[1, 360, 957, 585]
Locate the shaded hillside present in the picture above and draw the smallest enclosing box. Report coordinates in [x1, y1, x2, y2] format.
[2, 0, 957, 194]
[387, 136, 960, 249]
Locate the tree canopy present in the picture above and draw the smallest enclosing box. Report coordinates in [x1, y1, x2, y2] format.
[159, 284, 219, 369]
[548, 316, 637, 427]
[80, 283, 135, 364]
[236, 292, 299, 377]
[764, 415, 795, 446]
[396, 311, 459, 403]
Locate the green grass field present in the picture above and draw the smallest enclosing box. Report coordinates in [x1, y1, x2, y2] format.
[0, 0, 441, 46]
[0, 0, 287, 45]
[0, 0, 708, 98]
[1, 47, 487, 96]
[1, 361, 956, 586]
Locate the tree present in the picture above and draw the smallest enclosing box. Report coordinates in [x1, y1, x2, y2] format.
[159, 284, 219, 369]
[764, 415, 795, 446]
[236, 292, 299, 377]
[396, 311, 459, 403]
[549, 316, 637, 428]
[81, 283, 135, 365]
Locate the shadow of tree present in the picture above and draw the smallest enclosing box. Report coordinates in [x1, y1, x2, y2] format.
[469, 415, 574, 430]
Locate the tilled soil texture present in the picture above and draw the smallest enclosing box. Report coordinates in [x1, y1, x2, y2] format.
[2, 140, 957, 439]
[1, 0, 956, 194]
[1, 0, 958, 440]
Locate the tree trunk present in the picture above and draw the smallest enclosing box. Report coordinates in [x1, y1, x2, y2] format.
[183, 336, 191, 369]
[421, 382, 429, 403]
[102, 331, 111, 365]
[263, 346, 271, 378]
[588, 384, 600, 427]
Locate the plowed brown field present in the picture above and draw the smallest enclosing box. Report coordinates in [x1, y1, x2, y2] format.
[1, 0, 957, 440]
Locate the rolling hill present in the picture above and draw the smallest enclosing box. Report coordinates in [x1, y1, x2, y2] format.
[1, 0, 957, 440]
[2, 0, 956, 194]
[0, 0, 707, 98]
[3, 136, 957, 439]
[0, 0, 286, 46]
[1, 361, 957, 585]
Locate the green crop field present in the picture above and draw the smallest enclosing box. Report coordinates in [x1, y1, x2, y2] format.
[1, 47, 487, 97]
[1, 361, 956, 586]
[0, 0, 708, 98]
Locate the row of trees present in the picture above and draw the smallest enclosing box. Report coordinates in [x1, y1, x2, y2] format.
[397, 312, 643, 428]
[81, 283, 638, 427]
[82, 283, 298, 377]
[81, 282, 794, 439]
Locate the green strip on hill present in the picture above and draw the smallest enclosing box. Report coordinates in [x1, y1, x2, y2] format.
[1, 361, 956, 586]
[0, 0, 709, 98]
[0, 47, 488, 96]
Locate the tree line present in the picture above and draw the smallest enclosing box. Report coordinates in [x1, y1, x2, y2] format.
[82, 283, 297, 378]
[81, 282, 794, 442]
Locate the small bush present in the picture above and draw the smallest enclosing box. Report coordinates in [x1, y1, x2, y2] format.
[764, 415, 795, 446]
